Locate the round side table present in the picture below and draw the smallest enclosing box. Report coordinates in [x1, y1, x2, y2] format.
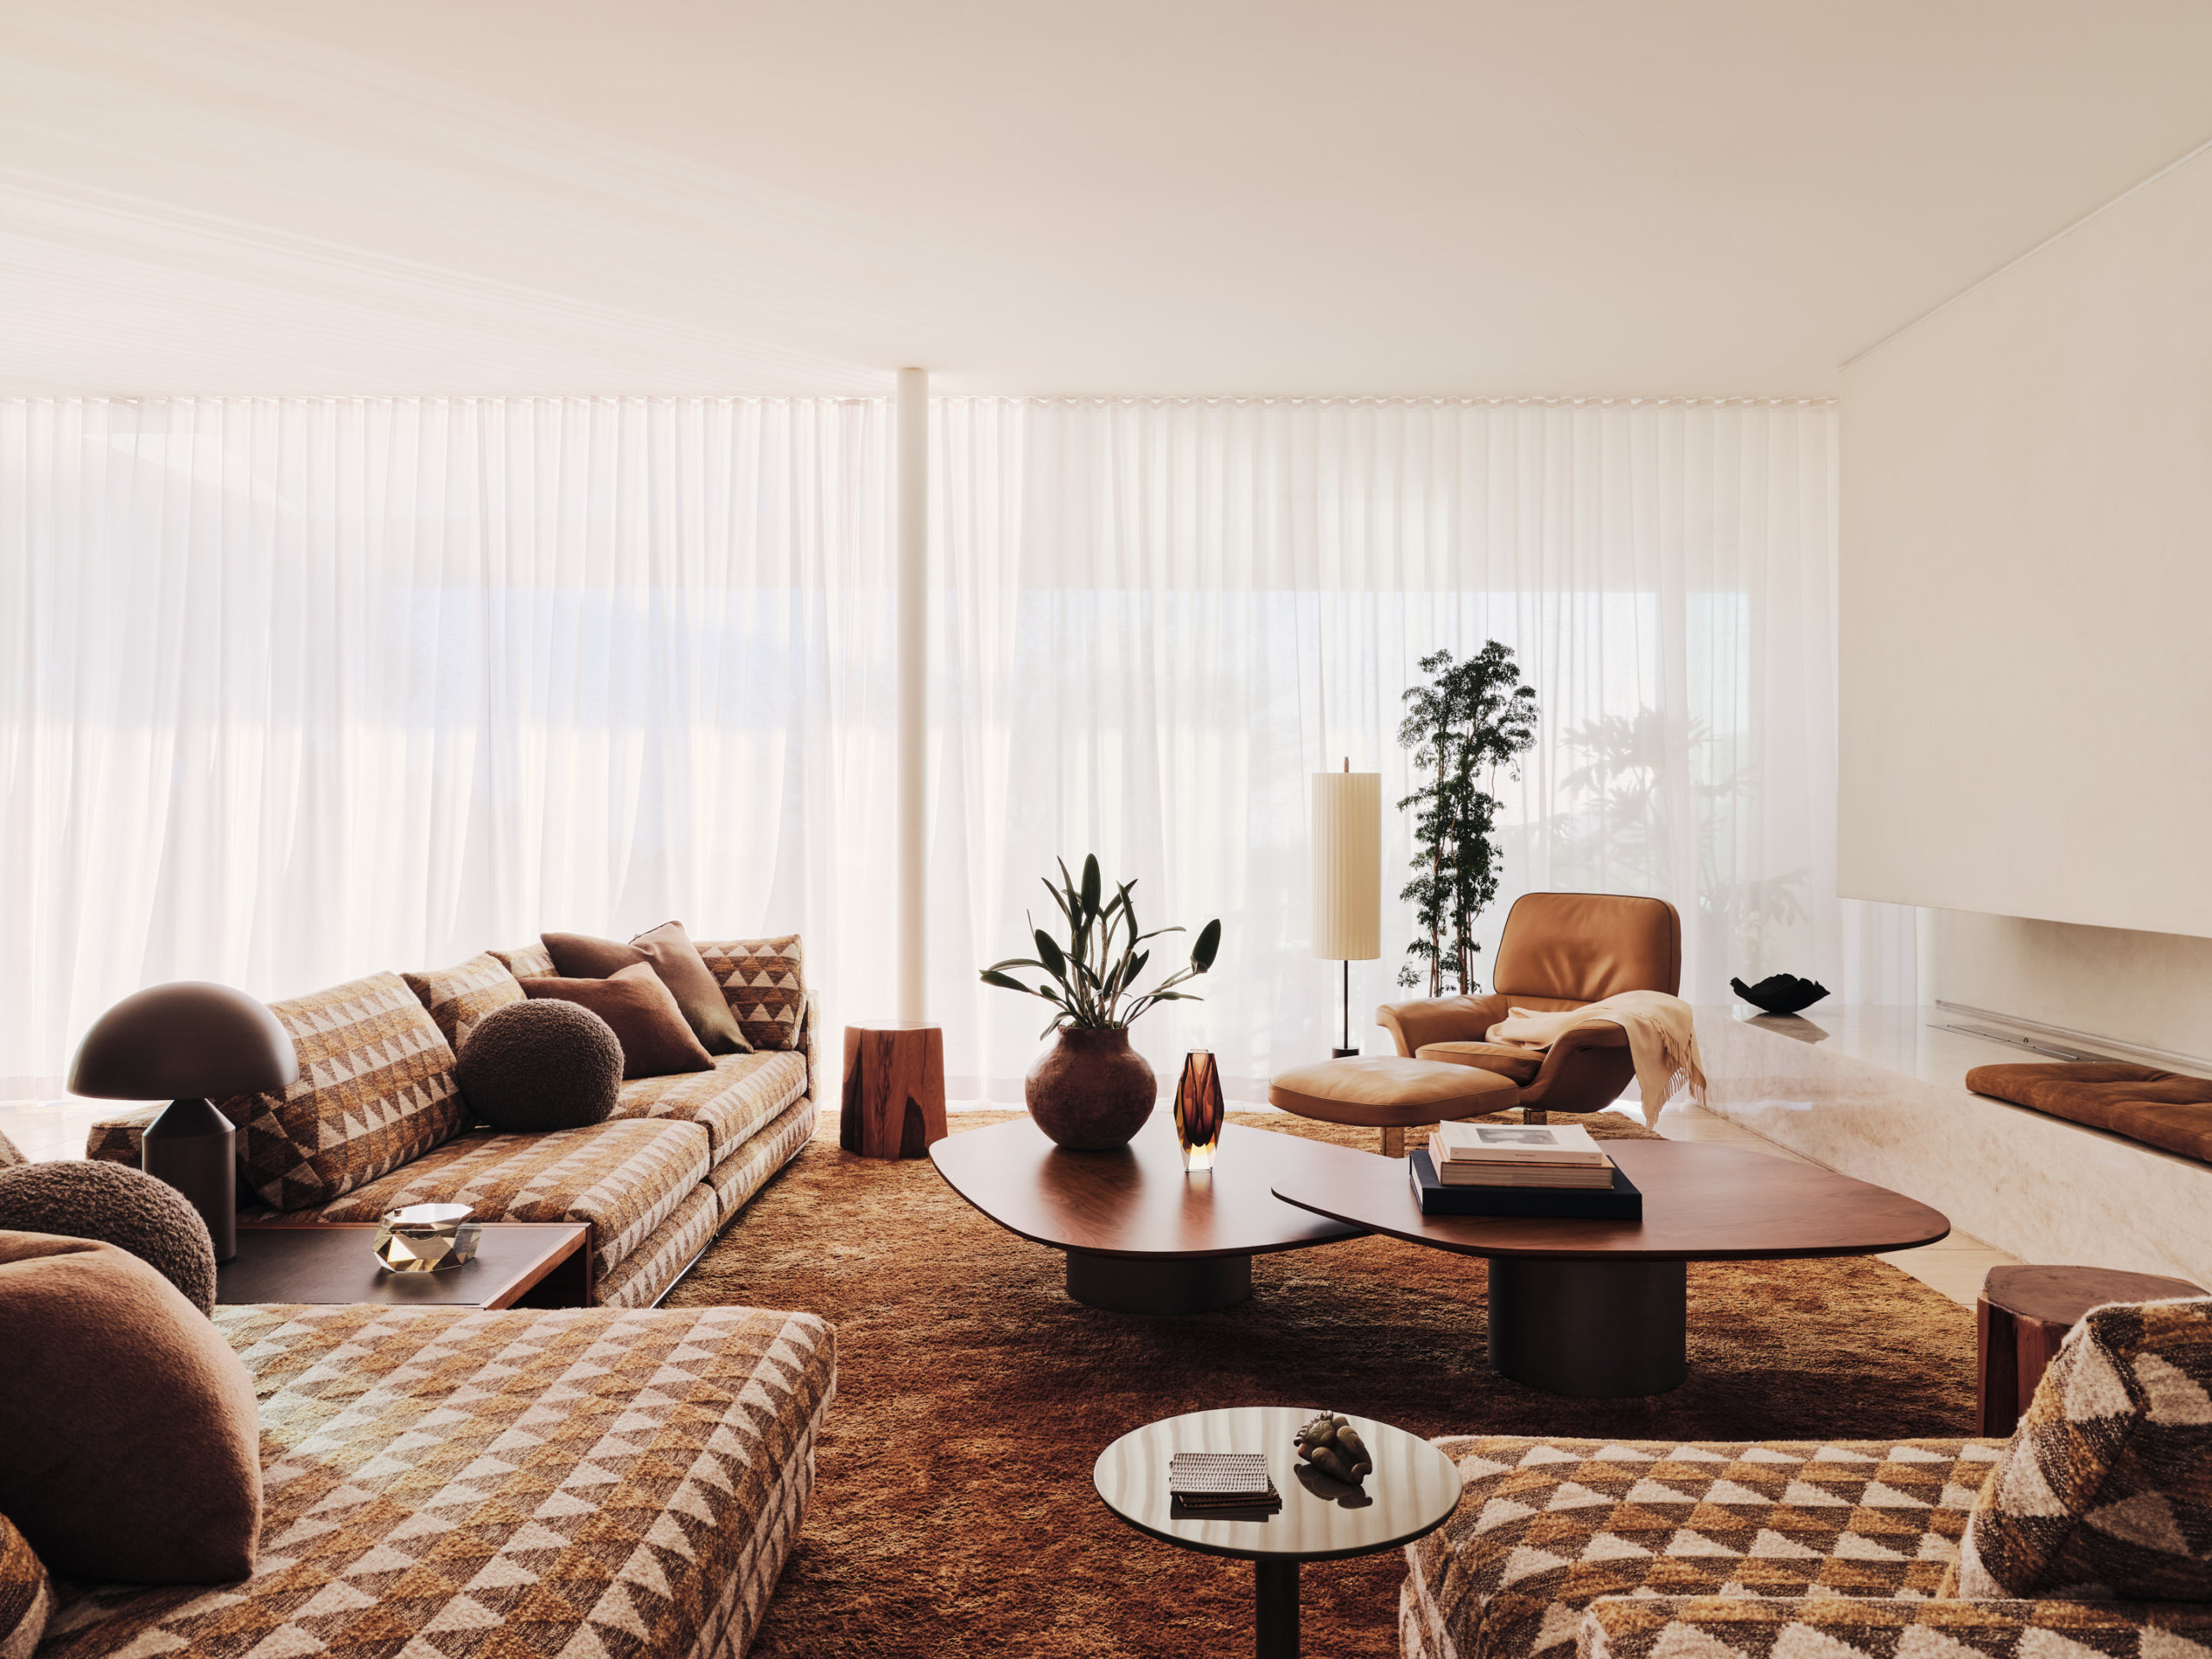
[1092, 1406, 1462, 1658]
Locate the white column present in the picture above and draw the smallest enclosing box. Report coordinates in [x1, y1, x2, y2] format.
[896, 368, 928, 1025]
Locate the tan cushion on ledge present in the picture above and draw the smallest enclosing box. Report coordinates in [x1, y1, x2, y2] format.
[1269, 1056, 1519, 1126]
[1966, 1062, 2212, 1164]
[1414, 1040, 1545, 1084]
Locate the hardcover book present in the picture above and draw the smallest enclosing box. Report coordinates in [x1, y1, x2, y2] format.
[1409, 1147, 1643, 1219]
[1168, 1451, 1280, 1508]
[1433, 1120, 1609, 1166]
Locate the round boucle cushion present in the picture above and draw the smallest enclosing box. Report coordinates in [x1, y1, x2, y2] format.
[456, 997, 623, 1133]
[0, 1160, 217, 1315]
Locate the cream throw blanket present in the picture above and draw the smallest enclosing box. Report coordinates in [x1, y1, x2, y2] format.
[1485, 989, 1707, 1128]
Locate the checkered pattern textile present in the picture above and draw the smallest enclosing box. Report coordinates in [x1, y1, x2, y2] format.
[707, 1097, 819, 1223]
[598, 1185, 720, 1309]
[403, 951, 525, 1051]
[692, 937, 806, 1054]
[490, 942, 557, 979]
[1957, 1297, 2212, 1600]
[263, 1118, 711, 1300]
[226, 972, 463, 1210]
[0, 1514, 53, 1659]
[1399, 1436, 2002, 1659]
[1575, 1594, 2212, 1659]
[618, 1052, 810, 1160]
[40, 1300, 836, 1659]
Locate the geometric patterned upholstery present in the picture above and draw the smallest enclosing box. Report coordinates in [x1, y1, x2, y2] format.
[39, 1301, 836, 1659]
[597, 1185, 721, 1311]
[0, 1510, 53, 1659]
[225, 971, 464, 1211]
[1577, 1592, 2212, 1659]
[1400, 1436, 2002, 1659]
[262, 1118, 711, 1300]
[84, 1106, 162, 1167]
[617, 1052, 810, 1159]
[402, 950, 525, 1052]
[693, 937, 807, 1054]
[1957, 1297, 2212, 1600]
[489, 942, 556, 980]
[707, 1096, 820, 1222]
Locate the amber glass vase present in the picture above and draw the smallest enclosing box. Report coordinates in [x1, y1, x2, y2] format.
[1174, 1049, 1226, 1172]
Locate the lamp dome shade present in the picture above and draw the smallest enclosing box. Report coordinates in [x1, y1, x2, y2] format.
[67, 981, 299, 1102]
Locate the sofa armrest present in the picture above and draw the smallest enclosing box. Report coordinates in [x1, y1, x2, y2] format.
[86, 1104, 165, 1165]
[802, 988, 823, 1100]
[1578, 1594, 2212, 1659]
[1376, 993, 1511, 1056]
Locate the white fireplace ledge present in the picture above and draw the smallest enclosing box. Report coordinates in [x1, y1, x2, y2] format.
[1694, 1004, 2212, 1288]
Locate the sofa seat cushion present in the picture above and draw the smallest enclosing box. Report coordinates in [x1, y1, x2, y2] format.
[596, 1184, 720, 1309]
[1967, 1062, 2212, 1164]
[41, 1301, 836, 1659]
[274, 1118, 710, 1295]
[224, 971, 464, 1211]
[708, 1096, 819, 1222]
[1573, 1593, 2212, 1659]
[1415, 1040, 1545, 1084]
[618, 1050, 812, 1159]
[1401, 1435, 1999, 1659]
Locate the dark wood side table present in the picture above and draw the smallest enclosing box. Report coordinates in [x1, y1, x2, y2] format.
[1975, 1264, 2204, 1434]
[1093, 1407, 1462, 1659]
[839, 1023, 948, 1159]
[219, 1221, 591, 1308]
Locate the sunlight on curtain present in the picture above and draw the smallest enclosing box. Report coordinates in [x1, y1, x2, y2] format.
[0, 397, 894, 1093]
[931, 397, 1912, 1103]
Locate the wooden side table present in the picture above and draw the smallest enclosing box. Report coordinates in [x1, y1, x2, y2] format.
[219, 1222, 591, 1308]
[839, 1023, 948, 1159]
[1976, 1264, 2205, 1434]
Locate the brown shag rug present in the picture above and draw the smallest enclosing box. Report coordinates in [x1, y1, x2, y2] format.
[667, 1109, 1976, 1658]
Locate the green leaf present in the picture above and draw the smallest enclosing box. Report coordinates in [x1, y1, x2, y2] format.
[1033, 930, 1066, 978]
[1080, 854, 1101, 919]
[984, 957, 1046, 975]
[979, 970, 1037, 995]
[1191, 918, 1221, 971]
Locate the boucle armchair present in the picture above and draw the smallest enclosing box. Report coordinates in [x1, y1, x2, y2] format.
[1377, 892, 1681, 1120]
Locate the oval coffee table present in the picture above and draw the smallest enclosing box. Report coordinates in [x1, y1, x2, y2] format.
[1094, 1406, 1462, 1658]
[1268, 1135, 1950, 1397]
[930, 1115, 1364, 1313]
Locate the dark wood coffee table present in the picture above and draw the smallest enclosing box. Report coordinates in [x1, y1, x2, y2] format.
[1094, 1406, 1462, 1658]
[1268, 1135, 1950, 1397]
[930, 1116, 1365, 1313]
[219, 1222, 591, 1308]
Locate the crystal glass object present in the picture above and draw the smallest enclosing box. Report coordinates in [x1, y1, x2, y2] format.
[373, 1203, 481, 1273]
[1174, 1049, 1225, 1173]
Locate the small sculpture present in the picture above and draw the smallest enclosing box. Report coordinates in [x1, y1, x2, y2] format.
[1731, 973, 1830, 1016]
[1294, 1412, 1373, 1486]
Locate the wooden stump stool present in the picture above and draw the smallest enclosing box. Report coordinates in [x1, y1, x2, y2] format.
[839, 1024, 948, 1160]
[1976, 1263, 2205, 1434]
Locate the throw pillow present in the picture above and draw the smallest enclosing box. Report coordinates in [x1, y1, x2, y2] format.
[0, 1160, 218, 1314]
[402, 950, 526, 1051]
[521, 963, 716, 1080]
[1957, 1296, 2212, 1599]
[0, 1515, 53, 1659]
[543, 923, 752, 1055]
[0, 1232, 261, 1584]
[692, 933, 808, 1052]
[226, 970, 462, 1211]
[455, 999, 623, 1132]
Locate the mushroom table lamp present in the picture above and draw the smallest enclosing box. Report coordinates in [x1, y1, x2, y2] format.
[67, 982, 298, 1262]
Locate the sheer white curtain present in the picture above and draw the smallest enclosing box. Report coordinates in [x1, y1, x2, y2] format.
[1, 397, 896, 1093]
[930, 397, 1911, 1103]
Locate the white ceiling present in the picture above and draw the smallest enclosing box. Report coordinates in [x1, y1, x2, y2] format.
[3, 0, 2209, 397]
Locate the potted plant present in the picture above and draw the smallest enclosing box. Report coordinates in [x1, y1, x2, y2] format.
[981, 855, 1222, 1149]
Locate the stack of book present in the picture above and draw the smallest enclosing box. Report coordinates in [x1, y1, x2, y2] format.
[1167, 1452, 1281, 1510]
[1408, 1121, 1642, 1219]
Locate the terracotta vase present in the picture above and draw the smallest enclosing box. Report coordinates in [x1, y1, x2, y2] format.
[1025, 1027, 1158, 1149]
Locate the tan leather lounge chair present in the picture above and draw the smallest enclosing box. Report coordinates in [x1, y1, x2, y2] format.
[1376, 891, 1682, 1122]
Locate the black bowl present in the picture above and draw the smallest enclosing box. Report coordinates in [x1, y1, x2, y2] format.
[1730, 973, 1830, 1015]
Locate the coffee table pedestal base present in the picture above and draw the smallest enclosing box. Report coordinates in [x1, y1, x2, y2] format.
[1255, 1557, 1299, 1657]
[1065, 1250, 1252, 1313]
[1489, 1256, 1688, 1397]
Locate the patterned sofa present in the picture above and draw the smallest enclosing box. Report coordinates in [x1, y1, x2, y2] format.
[37, 1300, 836, 1659]
[89, 936, 819, 1308]
[1402, 1297, 2212, 1659]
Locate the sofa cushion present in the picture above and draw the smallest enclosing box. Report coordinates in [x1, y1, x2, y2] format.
[617, 1049, 812, 1157]
[0, 1234, 261, 1586]
[489, 941, 556, 978]
[596, 1183, 720, 1309]
[1958, 1297, 2212, 1600]
[693, 934, 808, 1052]
[225, 971, 461, 1211]
[0, 1160, 218, 1314]
[707, 1096, 820, 1221]
[85, 1105, 162, 1166]
[1966, 1062, 2212, 1164]
[400, 950, 524, 1050]
[1401, 1435, 1997, 1659]
[41, 1301, 836, 1659]
[456, 998, 623, 1132]
[1415, 1040, 1545, 1084]
[278, 1117, 711, 1296]
[523, 963, 717, 1080]
[546, 922, 754, 1056]
[1572, 1594, 2212, 1659]
[0, 1512, 54, 1659]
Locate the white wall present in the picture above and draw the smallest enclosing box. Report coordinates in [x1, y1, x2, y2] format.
[1840, 144, 2212, 959]
[1929, 910, 2212, 1061]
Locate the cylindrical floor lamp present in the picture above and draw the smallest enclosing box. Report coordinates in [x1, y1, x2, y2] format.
[1313, 764, 1381, 1058]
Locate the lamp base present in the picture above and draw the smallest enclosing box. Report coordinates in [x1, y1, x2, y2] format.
[1331, 1046, 1360, 1058]
[142, 1097, 238, 1263]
